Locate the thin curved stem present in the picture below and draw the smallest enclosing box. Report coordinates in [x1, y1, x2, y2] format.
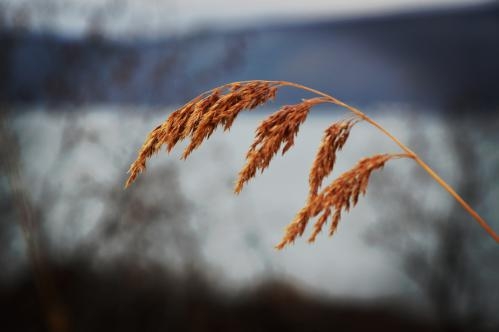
[277, 80, 499, 244]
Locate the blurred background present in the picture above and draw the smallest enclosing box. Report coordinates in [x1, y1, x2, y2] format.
[1, 0, 499, 331]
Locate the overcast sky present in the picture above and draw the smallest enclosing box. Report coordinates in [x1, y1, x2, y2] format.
[0, 0, 487, 36]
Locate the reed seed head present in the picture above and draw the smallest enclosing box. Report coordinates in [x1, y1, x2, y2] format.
[125, 81, 278, 188]
[276, 154, 394, 249]
[123, 80, 450, 249]
[309, 119, 357, 196]
[234, 98, 325, 194]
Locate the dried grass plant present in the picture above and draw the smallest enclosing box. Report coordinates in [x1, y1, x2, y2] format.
[125, 80, 499, 248]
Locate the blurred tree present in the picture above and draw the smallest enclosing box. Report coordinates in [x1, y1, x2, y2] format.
[0, 110, 204, 331]
[366, 114, 499, 331]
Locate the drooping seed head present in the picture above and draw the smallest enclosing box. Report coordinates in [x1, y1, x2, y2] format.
[125, 81, 279, 187]
[276, 154, 393, 249]
[234, 98, 325, 194]
[309, 119, 358, 196]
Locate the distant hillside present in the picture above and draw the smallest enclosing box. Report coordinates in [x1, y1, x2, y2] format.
[1, 2, 498, 109]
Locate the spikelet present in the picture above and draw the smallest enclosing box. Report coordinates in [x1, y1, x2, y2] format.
[125, 81, 278, 187]
[124, 124, 165, 188]
[308, 119, 358, 196]
[234, 98, 325, 194]
[180, 89, 222, 147]
[276, 154, 393, 249]
[183, 82, 278, 158]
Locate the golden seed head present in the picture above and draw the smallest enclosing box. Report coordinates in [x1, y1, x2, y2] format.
[125, 81, 278, 187]
[308, 119, 357, 196]
[234, 98, 324, 194]
[276, 154, 393, 249]
[124, 80, 440, 249]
